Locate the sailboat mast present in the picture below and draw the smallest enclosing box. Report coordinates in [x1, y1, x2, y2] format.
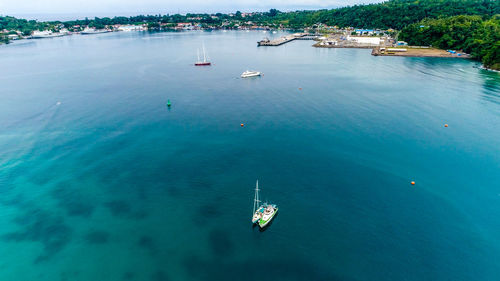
[202, 43, 207, 62]
[253, 180, 260, 214]
[197, 49, 200, 62]
[256, 180, 259, 208]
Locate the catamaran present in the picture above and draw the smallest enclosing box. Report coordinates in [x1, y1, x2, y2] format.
[195, 43, 211, 66]
[251, 180, 278, 228]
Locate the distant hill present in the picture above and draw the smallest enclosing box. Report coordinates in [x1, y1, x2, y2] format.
[277, 0, 500, 29]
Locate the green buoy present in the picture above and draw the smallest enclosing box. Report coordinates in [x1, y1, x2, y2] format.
[167, 99, 171, 107]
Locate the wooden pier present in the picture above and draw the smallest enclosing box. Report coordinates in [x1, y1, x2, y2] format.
[257, 33, 319, 46]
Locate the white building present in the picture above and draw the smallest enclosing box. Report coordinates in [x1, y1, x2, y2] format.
[117, 25, 145, 32]
[320, 39, 338, 46]
[347, 36, 381, 46]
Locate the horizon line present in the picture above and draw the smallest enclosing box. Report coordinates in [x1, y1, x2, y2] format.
[2, 5, 346, 21]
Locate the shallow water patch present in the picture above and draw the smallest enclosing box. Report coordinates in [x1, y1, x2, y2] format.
[51, 184, 96, 218]
[208, 229, 234, 257]
[137, 235, 158, 256]
[84, 230, 109, 244]
[2, 207, 73, 263]
[151, 270, 170, 281]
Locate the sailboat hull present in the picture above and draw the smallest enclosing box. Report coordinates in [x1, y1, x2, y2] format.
[252, 205, 266, 224]
[194, 62, 211, 66]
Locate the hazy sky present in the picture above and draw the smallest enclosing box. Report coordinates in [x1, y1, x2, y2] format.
[1, 0, 384, 18]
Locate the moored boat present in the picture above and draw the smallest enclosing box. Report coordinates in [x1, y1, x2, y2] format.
[251, 180, 278, 228]
[195, 43, 211, 66]
[259, 204, 278, 228]
[252, 180, 264, 223]
[241, 70, 262, 78]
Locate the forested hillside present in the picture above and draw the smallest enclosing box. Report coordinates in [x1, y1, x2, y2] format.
[274, 0, 499, 29]
[399, 15, 499, 69]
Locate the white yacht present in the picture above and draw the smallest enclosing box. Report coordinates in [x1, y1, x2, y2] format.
[241, 70, 262, 78]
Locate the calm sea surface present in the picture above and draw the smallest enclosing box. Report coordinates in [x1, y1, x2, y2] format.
[0, 31, 499, 281]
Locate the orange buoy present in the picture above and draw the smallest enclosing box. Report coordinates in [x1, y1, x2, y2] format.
[444, 124, 448, 127]
[241, 123, 244, 127]
[411, 181, 415, 185]
[299, 87, 302, 90]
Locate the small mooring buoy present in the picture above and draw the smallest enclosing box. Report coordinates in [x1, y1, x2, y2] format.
[167, 99, 171, 107]
[411, 181, 415, 186]
[444, 124, 448, 127]
[299, 87, 302, 90]
[241, 123, 244, 127]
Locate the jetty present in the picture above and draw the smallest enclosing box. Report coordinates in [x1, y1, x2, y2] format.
[257, 33, 319, 46]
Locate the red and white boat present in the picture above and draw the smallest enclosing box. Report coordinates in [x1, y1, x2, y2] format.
[195, 43, 211, 66]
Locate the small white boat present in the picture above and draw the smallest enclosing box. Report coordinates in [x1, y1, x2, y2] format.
[241, 70, 262, 78]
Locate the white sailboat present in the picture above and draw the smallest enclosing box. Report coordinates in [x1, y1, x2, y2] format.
[195, 43, 211, 66]
[252, 180, 264, 223]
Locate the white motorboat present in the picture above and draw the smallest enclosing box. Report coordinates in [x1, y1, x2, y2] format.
[241, 70, 262, 78]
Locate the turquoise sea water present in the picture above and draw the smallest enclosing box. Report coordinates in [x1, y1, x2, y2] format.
[1, 31, 500, 281]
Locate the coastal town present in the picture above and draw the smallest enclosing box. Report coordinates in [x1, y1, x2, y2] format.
[0, 3, 497, 70]
[1, 17, 468, 60]
[1, 15, 399, 41]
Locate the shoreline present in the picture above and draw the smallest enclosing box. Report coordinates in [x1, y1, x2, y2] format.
[479, 66, 500, 73]
[371, 46, 470, 59]
[313, 44, 374, 49]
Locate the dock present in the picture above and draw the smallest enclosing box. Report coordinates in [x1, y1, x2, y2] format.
[257, 33, 319, 46]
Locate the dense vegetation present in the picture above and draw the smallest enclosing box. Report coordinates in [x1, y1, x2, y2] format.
[2, 0, 498, 32]
[399, 15, 499, 70]
[0, 16, 52, 35]
[0, 33, 8, 44]
[272, 0, 499, 29]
